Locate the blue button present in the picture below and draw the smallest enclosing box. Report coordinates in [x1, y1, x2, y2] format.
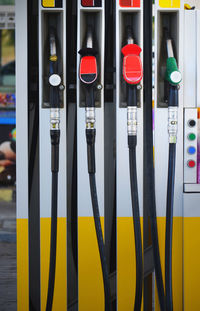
[188, 146, 196, 155]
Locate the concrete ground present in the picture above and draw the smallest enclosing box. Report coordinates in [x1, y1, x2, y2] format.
[0, 188, 17, 311]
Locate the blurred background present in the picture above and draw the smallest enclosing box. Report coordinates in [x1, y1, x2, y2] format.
[0, 0, 16, 310]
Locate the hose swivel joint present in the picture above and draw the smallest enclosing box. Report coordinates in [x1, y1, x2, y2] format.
[127, 106, 137, 136]
[50, 108, 60, 131]
[168, 106, 178, 143]
[85, 107, 96, 129]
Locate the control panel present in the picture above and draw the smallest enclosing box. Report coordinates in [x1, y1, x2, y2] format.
[184, 108, 198, 184]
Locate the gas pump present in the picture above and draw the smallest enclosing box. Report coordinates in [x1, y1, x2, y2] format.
[16, 0, 200, 310]
[121, 25, 143, 311]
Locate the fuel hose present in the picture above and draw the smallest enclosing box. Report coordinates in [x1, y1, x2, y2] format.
[164, 31, 181, 311]
[46, 27, 62, 311]
[79, 27, 111, 311]
[122, 27, 143, 311]
[143, 2, 166, 310]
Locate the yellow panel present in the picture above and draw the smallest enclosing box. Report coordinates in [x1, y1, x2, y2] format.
[78, 217, 104, 311]
[117, 217, 143, 311]
[184, 217, 200, 310]
[155, 217, 183, 311]
[17, 218, 29, 311]
[40, 217, 67, 311]
[42, 0, 55, 8]
[159, 0, 180, 8]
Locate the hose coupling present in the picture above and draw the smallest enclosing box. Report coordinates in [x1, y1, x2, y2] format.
[85, 107, 96, 129]
[50, 108, 60, 131]
[127, 106, 137, 136]
[168, 106, 178, 143]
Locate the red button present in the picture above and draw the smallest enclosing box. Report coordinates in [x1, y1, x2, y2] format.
[187, 160, 196, 168]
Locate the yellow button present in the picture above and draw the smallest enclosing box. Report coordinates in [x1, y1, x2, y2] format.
[42, 0, 55, 8]
[159, 0, 180, 8]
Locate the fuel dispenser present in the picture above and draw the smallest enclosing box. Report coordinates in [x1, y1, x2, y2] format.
[15, 0, 200, 310]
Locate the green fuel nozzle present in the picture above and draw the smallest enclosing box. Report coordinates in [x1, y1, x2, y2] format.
[165, 56, 182, 86]
[164, 30, 182, 86]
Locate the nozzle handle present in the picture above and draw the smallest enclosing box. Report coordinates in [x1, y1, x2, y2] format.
[165, 57, 182, 85]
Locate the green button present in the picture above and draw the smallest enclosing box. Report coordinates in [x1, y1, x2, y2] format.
[188, 133, 196, 141]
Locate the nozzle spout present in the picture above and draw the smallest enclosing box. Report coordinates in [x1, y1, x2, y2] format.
[49, 30, 57, 57]
[125, 25, 134, 45]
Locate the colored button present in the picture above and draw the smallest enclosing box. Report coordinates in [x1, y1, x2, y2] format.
[187, 160, 196, 168]
[188, 146, 196, 155]
[120, 0, 140, 7]
[188, 133, 196, 141]
[188, 119, 196, 127]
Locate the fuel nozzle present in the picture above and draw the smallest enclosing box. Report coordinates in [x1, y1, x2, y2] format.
[121, 26, 143, 86]
[121, 26, 143, 149]
[48, 27, 61, 169]
[163, 28, 180, 144]
[164, 27, 182, 86]
[78, 26, 98, 88]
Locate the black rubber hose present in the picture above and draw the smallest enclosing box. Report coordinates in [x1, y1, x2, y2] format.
[89, 173, 111, 311]
[165, 143, 176, 311]
[129, 143, 143, 311]
[86, 128, 111, 310]
[46, 171, 58, 311]
[143, 1, 166, 310]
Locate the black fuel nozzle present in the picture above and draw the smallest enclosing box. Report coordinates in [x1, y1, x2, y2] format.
[48, 27, 61, 109]
[48, 26, 61, 167]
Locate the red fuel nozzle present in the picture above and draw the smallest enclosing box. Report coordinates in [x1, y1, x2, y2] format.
[122, 44, 143, 85]
[79, 55, 97, 85]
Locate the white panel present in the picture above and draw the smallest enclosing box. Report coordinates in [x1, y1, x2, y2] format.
[116, 3, 143, 218]
[184, 184, 200, 192]
[16, 0, 29, 219]
[183, 193, 200, 217]
[184, 11, 197, 108]
[77, 1, 105, 217]
[184, 108, 198, 184]
[39, 2, 67, 218]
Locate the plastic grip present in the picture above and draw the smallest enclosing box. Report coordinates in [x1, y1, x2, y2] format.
[86, 129, 96, 174]
[50, 130, 60, 172]
[128, 135, 137, 149]
[165, 57, 182, 85]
